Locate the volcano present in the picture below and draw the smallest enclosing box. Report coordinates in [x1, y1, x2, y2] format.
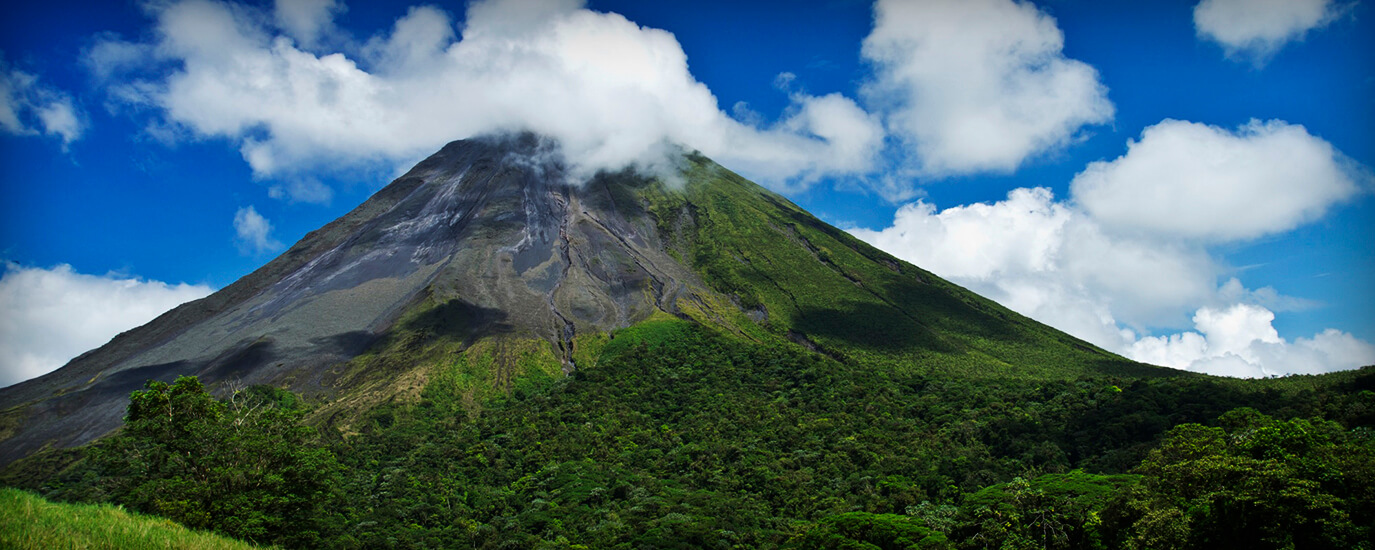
[0, 133, 1160, 465]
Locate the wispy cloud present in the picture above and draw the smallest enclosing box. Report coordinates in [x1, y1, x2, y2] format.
[233, 205, 283, 255]
[0, 55, 85, 147]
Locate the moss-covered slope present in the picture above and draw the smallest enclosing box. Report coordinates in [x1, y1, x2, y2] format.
[664, 154, 1164, 380]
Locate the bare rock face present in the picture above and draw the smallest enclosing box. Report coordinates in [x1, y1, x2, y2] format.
[0, 133, 711, 464]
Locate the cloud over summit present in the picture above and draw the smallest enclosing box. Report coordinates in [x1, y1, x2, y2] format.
[89, 0, 883, 196]
[83, 0, 1127, 200]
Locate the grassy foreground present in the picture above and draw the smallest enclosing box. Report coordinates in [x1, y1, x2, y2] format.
[0, 487, 267, 550]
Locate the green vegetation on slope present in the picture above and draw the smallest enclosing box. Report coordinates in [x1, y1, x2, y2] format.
[1101, 409, 1375, 549]
[654, 155, 1166, 380]
[310, 294, 568, 434]
[788, 512, 951, 549]
[0, 487, 269, 550]
[90, 377, 341, 548]
[8, 319, 1373, 549]
[325, 318, 1372, 548]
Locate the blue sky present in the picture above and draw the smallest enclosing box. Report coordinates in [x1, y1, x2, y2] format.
[1, 0, 1372, 385]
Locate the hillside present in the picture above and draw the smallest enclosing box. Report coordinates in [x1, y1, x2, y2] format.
[319, 318, 1374, 548]
[668, 152, 1161, 380]
[3, 136, 1372, 549]
[0, 488, 269, 550]
[14, 319, 1372, 548]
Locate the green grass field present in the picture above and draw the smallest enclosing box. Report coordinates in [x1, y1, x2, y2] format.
[0, 488, 267, 550]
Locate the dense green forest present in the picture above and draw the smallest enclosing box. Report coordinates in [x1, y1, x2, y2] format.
[5, 317, 1372, 549]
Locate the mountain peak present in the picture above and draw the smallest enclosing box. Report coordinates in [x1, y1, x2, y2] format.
[0, 135, 711, 462]
[0, 136, 1162, 465]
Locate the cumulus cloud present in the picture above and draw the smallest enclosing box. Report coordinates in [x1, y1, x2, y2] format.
[850, 182, 1373, 378]
[861, 0, 1113, 177]
[1072, 119, 1363, 242]
[84, 0, 1129, 197]
[233, 205, 283, 254]
[848, 187, 1218, 348]
[0, 56, 85, 146]
[86, 0, 882, 193]
[1194, 0, 1351, 64]
[0, 264, 213, 388]
[1130, 304, 1375, 377]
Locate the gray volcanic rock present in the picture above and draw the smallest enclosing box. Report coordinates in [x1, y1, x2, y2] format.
[0, 133, 711, 464]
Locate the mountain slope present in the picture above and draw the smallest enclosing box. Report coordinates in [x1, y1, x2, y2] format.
[0, 134, 1171, 465]
[670, 153, 1159, 380]
[0, 488, 267, 550]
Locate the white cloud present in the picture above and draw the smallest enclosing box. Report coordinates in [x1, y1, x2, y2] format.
[1129, 304, 1375, 377]
[87, 0, 883, 191]
[849, 187, 1072, 281]
[1071, 119, 1363, 242]
[273, 0, 344, 49]
[849, 187, 1217, 347]
[35, 100, 83, 144]
[233, 205, 283, 254]
[0, 264, 213, 388]
[83, 35, 152, 82]
[861, 0, 1113, 177]
[1194, 0, 1351, 64]
[0, 57, 85, 146]
[268, 177, 333, 205]
[849, 184, 1373, 378]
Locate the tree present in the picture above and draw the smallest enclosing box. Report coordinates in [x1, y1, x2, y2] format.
[789, 512, 951, 549]
[955, 470, 1138, 550]
[1102, 408, 1373, 550]
[94, 376, 341, 547]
